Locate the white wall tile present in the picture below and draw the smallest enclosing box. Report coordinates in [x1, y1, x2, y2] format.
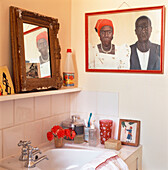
[56, 113, 70, 124]
[3, 125, 24, 157]
[75, 91, 97, 114]
[97, 92, 118, 116]
[42, 117, 54, 143]
[24, 120, 43, 147]
[35, 96, 50, 120]
[0, 130, 2, 159]
[72, 91, 119, 139]
[15, 98, 34, 125]
[0, 101, 13, 129]
[69, 92, 78, 114]
[51, 94, 70, 115]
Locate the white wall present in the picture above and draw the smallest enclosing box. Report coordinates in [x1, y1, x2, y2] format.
[71, 0, 168, 169]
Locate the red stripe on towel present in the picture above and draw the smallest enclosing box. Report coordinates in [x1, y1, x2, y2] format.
[96, 155, 119, 170]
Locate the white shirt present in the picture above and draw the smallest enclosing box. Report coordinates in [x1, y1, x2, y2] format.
[136, 48, 150, 70]
[89, 44, 131, 70]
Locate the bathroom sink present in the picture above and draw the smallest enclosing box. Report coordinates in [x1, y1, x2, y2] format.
[35, 148, 104, 170]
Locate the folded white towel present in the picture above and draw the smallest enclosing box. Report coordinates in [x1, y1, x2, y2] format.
[81, 151, 128, 170]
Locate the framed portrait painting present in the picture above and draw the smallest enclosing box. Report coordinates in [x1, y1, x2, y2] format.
[118, 119, 140, 146]
[85, 6, 165, 74]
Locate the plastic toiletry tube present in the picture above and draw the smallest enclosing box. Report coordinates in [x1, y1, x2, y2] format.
[84, 127, 90, 142]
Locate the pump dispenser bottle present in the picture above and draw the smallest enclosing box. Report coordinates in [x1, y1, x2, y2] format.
[63, 49, 75, 88]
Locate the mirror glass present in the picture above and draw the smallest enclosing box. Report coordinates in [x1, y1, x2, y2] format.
[23, 23, 51, 79]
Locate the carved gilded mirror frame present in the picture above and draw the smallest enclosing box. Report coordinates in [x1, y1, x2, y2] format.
[10, 6, 62, 93]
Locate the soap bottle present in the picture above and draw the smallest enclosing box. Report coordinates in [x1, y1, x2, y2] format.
[89, 121, 97, 146]
[63, 49, 75, 88]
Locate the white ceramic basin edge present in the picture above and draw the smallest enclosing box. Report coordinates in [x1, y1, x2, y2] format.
[35, 148, 104, 170]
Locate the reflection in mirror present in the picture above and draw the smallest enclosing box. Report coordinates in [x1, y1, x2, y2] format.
[23, 23, 51, 78]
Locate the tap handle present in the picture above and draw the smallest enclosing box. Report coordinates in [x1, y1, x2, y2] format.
[18, 140, 31, 147]
[18, 140, 31, 161]
[27, 145, 39, 151]
[27, 145, 40, 159]
[32, 147, 39, 151]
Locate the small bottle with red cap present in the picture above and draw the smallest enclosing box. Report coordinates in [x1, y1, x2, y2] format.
[63, 49, 75, 88]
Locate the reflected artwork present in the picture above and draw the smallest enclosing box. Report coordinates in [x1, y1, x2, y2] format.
[23, 23, 51, 78]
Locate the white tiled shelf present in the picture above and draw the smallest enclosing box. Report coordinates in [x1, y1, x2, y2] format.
[0, 87, 81, 102]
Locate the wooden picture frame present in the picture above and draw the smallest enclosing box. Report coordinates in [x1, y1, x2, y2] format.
[118, 119, 140, 146]
[85, 6, 165, 74]
[10, 6, 62, 93]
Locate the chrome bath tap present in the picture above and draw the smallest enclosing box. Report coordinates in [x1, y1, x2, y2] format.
[18, 140, 31, 161]
[25, 145, 48, 168]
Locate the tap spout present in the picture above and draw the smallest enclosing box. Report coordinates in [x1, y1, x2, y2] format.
[25, 155, 48, 168]
[34, 155, 48, 166]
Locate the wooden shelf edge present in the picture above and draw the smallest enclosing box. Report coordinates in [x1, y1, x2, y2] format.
[0, 87, 82, 102]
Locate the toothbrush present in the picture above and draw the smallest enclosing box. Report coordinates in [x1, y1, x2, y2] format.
[87, 113, 92, 127]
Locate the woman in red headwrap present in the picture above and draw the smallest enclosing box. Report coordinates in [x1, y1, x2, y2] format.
[36, 31, 49, 64]
[89, 19, 130, 69]
[36, 31, 51, 78]
[95, 19, 115, 54]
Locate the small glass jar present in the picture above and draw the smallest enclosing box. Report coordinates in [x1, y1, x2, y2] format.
[89, 128, 97, 146]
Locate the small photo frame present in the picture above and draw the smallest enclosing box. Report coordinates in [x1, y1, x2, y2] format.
[26, 63, 41, 78]
[118, 119, 140, 146]
[0, 66, 14, 95]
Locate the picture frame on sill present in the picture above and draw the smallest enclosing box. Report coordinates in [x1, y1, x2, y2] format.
[118, 119, 140, 146]
[85, 6, 165, 74]
[0, 66, 14, 96]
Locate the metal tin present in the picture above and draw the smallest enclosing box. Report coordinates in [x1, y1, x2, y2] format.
[62, 115, 85, 135]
